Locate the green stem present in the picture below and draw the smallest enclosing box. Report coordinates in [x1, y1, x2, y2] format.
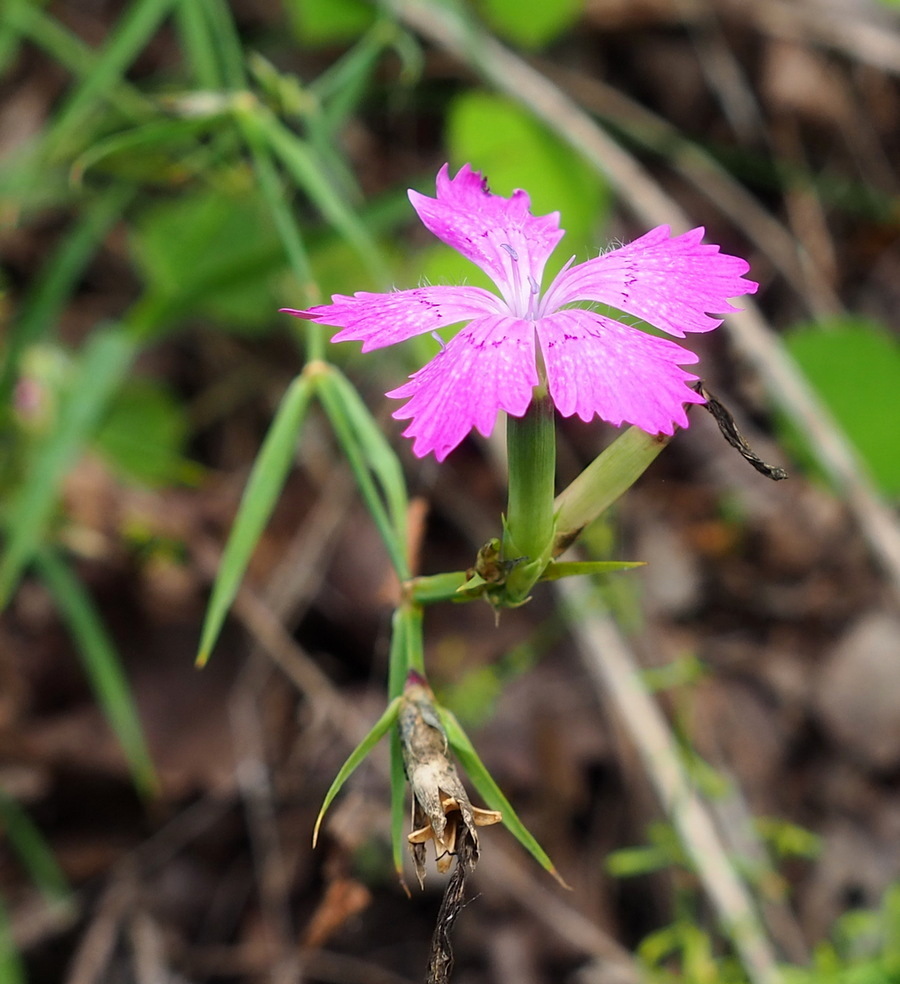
[502, 392, 556, 601]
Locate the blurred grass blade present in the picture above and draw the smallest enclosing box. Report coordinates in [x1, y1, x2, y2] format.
[0, 789, 71, 903]
[256, 112, 390, 285]
[35, 549, 158, 798]
[0, 898, 26, 984]
[0, 184, 134, 412]
[316, 369, 410, 580]
[42, 0, 179, 154]
[189, 0, 246, 89]
[70, 118, 220, 186]
[173, 0, 228, 88]
[196, 373, 315, 665]
[0, 0, 47, 74]
[440, 707, 568, 888]
[235, 106, 319, 339]
[323, 367, 408, 550]
[310, 24, 392, 129]
[539, 560, 645, 581]
[0, 327, 137, 606]
[313, 697, 402, 846]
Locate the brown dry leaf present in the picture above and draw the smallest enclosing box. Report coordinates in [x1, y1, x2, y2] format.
[302, 877, 372, 949]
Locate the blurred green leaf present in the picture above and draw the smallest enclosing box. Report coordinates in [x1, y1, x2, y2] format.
[284, 0, 375, 44]
[257, 112, 390, 286]
[0, 897, 26, 984]
[196, 372, 315, 665]
[130, 185, 286, 333]
[755, 816, 822, 862]
[40, 0, 178, 157]
[35, 548, 158, 797]
[0, 183, 133, 415]
[0, 789, 70, 903]
[71, 117, 224, 187]
[475, 0, 584, 48]
[605, 844, 673, 878]
[783, 318, 900, 497]
[0, 328, 137, 606]
[94, 379, 192, 487]
[446, 90, 609, 259]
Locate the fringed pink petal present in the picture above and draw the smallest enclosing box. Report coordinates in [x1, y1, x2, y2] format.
[408, 164, 564, 316]
[538, 309, 705, 434]
[387, 315, 538, 461]
[280, 285, 500, 353]
[541, 225, 758, 337]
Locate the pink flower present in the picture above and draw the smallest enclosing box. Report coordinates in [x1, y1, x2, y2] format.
[283, 164, 758, 461]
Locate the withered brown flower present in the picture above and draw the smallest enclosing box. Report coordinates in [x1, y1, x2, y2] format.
[398, 671, 501, 888]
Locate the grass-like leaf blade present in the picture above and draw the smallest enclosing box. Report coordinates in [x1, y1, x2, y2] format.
[196, 372, 315, 665]
[539, 560, 645, 581]
[0, 789, 71, 904]
[0, 327, 137, 606]
[313, 697, 402, 847]
[316, 369, 410, 580]
[323, 367, 409, 550]
[36, 548, 158, 798]
[0, 898, 26, 984]
[440, 707, 569, 888]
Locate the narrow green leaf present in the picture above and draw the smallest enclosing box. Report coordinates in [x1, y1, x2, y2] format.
[43, 0, 179, 154]
[191, 0, 246, 90]
[308, 24, 392, 132]
[0, 898, 26, 984]
[173, 0, 223, 88]
[259, 112, 390, 285]
[553, 425, 671, 557]
[316, 370, 410, 580]
[322, 367, 408, 547]
[0, 183, 133, 413]
[0, 327, 137, 606]
[408, 571, 470, 605]
[235, 106, 320, 354]
[35, 549, 158, 797]
[0, 5, 147, 125]
[385, 604, 423, 880]
[70, 117, 220, 186]
[0, 789, 70, 903]
[196, 372, 315, 665]
[439, 707, 568, 887]
[390, 728, 407, 882]
[313, 697, 402, 846]
[538, 560, 645, 582]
